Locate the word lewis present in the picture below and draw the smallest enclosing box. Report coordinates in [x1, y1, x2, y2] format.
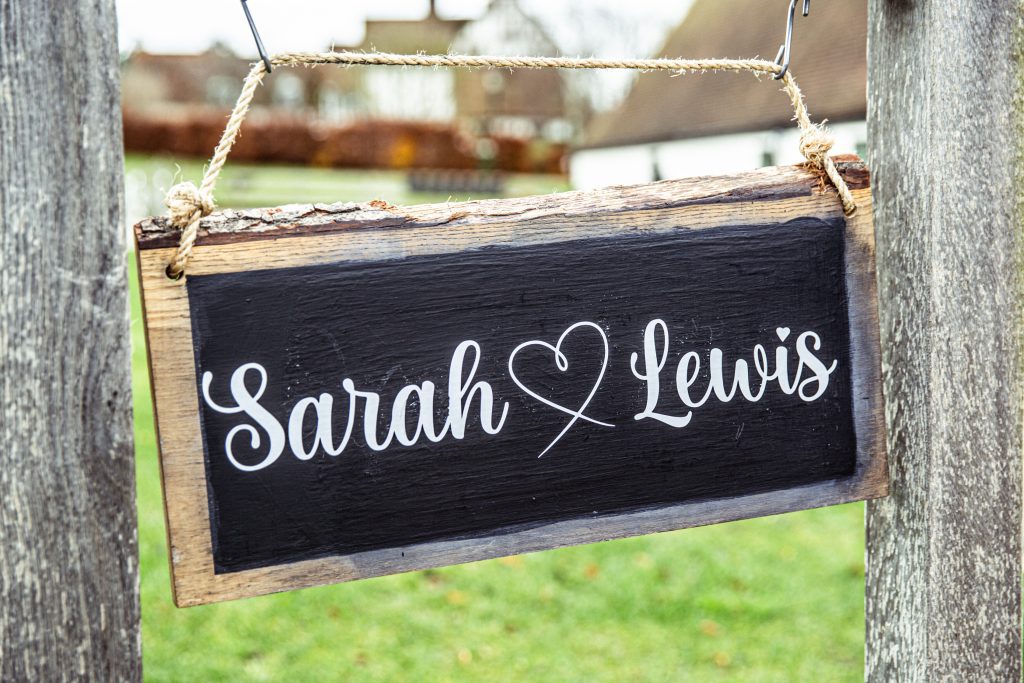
[135, 159, 887, 606]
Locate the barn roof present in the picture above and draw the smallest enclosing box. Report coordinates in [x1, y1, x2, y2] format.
[582, 0, 867, 149]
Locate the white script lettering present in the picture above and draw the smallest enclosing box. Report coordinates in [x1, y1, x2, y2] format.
[630, 320, 838, 427]
[202, 341, 509, 472]
[201, 319, 840, 471]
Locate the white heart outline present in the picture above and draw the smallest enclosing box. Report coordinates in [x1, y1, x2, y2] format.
[508, 321, 615, 458]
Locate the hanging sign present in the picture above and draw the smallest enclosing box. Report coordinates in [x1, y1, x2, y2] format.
[136, 157, 887, 607]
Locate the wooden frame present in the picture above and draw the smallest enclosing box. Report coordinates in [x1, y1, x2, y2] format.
[136, 157, 886, 607]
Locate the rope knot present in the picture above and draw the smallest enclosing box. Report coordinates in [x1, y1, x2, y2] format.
[799, 125, 835, 169]
[165, 182, 215, 228]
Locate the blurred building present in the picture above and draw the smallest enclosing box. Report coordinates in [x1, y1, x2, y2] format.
[569, 0, 868, 190]
[346, 0, 468, 122]
[121, 43, 257, 111]
[121, 43, 360, 116]
[451, 0, 571, 142]
[121, 0, 575, 144]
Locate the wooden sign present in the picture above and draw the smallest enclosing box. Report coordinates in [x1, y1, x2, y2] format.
[136, 157, 887, 606]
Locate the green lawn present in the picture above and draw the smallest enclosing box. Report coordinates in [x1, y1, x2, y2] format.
[124, 154, 573, 221]
[131, 156, 865, 682]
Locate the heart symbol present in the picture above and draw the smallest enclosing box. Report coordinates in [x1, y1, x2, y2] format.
[776, 327, 791, 341]
[508, 321, 614, 458]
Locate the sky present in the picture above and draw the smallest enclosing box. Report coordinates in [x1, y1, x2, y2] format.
[116, 0, 691, 58]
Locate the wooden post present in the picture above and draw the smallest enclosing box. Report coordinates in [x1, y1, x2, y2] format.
[866, 1, 1023, 679]
[0, 2, 140, 680]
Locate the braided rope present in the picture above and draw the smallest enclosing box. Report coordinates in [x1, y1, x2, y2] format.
[164, 51, 857, 278]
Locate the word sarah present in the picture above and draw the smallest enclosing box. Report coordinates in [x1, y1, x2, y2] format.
[202, 341, 507, 472]
[201, 320, 838, 472]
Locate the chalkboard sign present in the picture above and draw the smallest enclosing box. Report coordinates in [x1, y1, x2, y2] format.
[136, 158, 886, 606]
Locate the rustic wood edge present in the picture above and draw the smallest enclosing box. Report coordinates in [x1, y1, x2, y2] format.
[844, 190, 889, 499]
[135, 156, 869, 250]
[134, 251, 184, 607]
[183, 477, 884, 607]
[134, 164, 885, 607]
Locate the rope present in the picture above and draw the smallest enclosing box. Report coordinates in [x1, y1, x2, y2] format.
[164, 51, 857, 279]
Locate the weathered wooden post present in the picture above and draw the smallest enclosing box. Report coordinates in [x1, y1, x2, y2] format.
[0, 1, 141, 680]
[866, 1, 1023, 679]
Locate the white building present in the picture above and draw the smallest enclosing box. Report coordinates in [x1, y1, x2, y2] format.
[346, 0, 573, 141]
[570, 0, 867, 190]
[450, 0, 570, 141]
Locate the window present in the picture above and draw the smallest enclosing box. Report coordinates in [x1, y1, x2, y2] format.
[205, 76, 238, 107]
[272, 74, 306, 109]
[855, 142, 869, 162]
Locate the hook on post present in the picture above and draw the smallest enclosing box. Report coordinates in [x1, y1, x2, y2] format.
[241, 0, 273, 73]
[773, 0, 810, 80]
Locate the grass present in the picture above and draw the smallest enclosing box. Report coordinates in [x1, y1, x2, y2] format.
[124, 154, 573, 220]
[130, 156, 866, 682]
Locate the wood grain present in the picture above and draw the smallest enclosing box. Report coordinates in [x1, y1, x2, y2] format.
[195, 217, 857, 572]
[136, 156, 870, 251]
[136, 159, 886, 607]
[0, 1, 140, 680]
[865, 2, 1024, 680]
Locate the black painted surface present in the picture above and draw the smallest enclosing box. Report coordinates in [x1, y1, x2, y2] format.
[189, 217, 856, 573]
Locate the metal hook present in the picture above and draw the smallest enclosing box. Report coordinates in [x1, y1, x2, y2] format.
[773, 0, 810, 80]
[241, 0, 273, 73]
